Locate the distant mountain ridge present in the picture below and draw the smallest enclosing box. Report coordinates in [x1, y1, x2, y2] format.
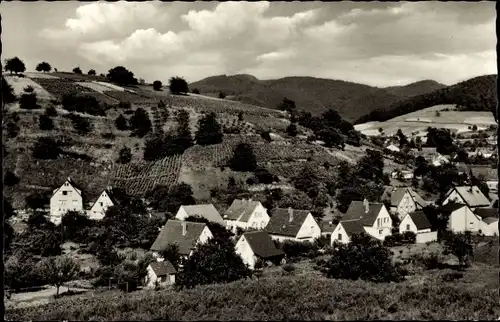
[190, 75, 446, 122]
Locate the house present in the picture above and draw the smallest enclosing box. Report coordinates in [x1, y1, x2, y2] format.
[224, 199, 270, 233]
[265, 208, 321, 242]
[474, 208, 499, 236]
[432, 154, 450, 167]
[150, 220, 213, 260]
[235, 231, 285, 269]
[381, 187, 427, 220]
[88, 187, 118, 220]
[335, 199, 392, 242]
[391, 170, 414, 180]
[386, 144, 400, 153]
[399, 211, 437, 243]
[49, 177, 84, 225]
[330, 220, 367, 244]
[175, 204, 225, 225]
[145, 260, 176, 289]
[320, 221, 337, 238]
[442, 186, 490, 209]
[441, 202, 482, 233]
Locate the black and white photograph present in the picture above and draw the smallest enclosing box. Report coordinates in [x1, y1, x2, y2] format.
[2, 1, 498, 320]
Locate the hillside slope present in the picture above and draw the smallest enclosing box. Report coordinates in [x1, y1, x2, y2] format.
[356, 75, 497, 124]
[189, 75, 445, 122]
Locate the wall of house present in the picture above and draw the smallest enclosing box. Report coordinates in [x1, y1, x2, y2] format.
[442, 190, 465, 206]
[416, 231, 438, 243]
[145, 266, 175, 289]
[49, 182, 83, 225]
[481, 221, 499, 236]
[396, 192, 417, 220]
[235, 236, 256, 269]
[365, 207, 392, 240]
[487, 180, 498, 191]
[448, 207, 482, 233]
[225, 219, 248, 233]
[296, 214, 321, 240]
[399, 215, 417, 234]
[246, 203, 270, 230]
[198, 226, 214, 244]
[88, 191, 114, 220]
[330, 224, 351, 245]
[175, 207, 189, 221]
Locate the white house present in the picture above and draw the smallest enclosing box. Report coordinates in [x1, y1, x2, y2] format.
[235, 231, 285, 269]
[330, 220, 368, 245]
[265, 208, 321, 242]
[49, 177, 84, 225]
[399, 211, 437, 243]
[441, 202, 482, 233]
[432, 154, 450, 167]
[331, 199, 392, 244]
[386, 144, 400, 153]
[88, 187, 117, 220]
[224, 199, 270, 233]
[175, 204, 225, 226]
[145, 260, 176, 289]
[150, 220, 213, 260]
[474, 208, 499, 236]
[442, 186, 490, 209]
[391, 170, 414, 180]
[382, 187, 427, 220]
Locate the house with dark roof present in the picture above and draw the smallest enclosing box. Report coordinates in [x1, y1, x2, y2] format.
[224, 198, 270, 233]
[145, 260, 177, 288]
[381, 186, 427, 220]
[331, 199, 392, 244]
[440, 202, 482, 233]
[150, 220, 213, 259]
[265, 208, 321, 242]
[88, 186, 119, 220]
[442, 186, 490, 209]
[474, 208, 499, 236]
[235, 231, 285, 269]
[399, 211, 437, 243]
[49, 177, 84, 225]
[175, 204, 225, 225]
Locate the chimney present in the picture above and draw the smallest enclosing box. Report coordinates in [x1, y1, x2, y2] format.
[182, 221, 187, 236]
[363, 198, 369, 213]
[288, 207, 293, 222]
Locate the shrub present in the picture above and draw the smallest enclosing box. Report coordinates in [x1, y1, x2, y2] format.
[5, 122, 20, 138]
[229, 143, 257, 172]
[286, 122, 298, 137]
[282, 264, 295, 276]
[441, 272, 464, 282]
[73, 67, 82, 74]
[45, 105, 57, 116]
[400, 231, 416, 244]
[218, 91, 226, 99]
[39, 114, 54, 131]
[254, 167, 274, 184]
[101, 132, 115, 139]
[169, 76, 189, 94]
[19, 93, 39, 109]
[153, 80, 162, 91]
[88, 69, 96, 76]
[4, 170, 20, 186]
[117, 146, 132, 164]
[68, 113, 93, 135]
[23, 85, 35, 93]
[129, 108, 152, 137]
[195, 112, 223, 146]
[281, 240, 318, 259]
[442, 232, 473, 269]
[32, 137, 62, 159]
[61, 92, 105, 116]
[115, 114, 128, 131]
[191, 88, 200, 94]
[260, 130, 272, 142]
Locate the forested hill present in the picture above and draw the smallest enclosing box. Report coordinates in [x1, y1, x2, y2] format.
[189, 75, 445, 123]
[356, 75, 498, 124]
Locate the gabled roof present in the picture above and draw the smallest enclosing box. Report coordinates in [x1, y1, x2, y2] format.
[241, 231, 284, 259]
[339, 220, 366, 237]
[265, 208, 312, 237]
[52, 177, 82, 197]
[408, 211, 432, 230]
[474, 208, 498, 220]
[224, 199, 261, 222]
[441, 202, 468, 213]
[320, 221, 337, 233]
[445, 186, 490, 208]
[342, 201, 384, 226]
[149, 260, 176, 276]
[180, 204, 225, 225]
[482, 217, 499, 225]
[89, 187, 119, 211]
[150, 220, 209, 255]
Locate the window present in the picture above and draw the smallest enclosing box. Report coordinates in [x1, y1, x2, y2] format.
[62, 191, 68, 196]
[261, 221, 265, 228]
[377, 218, 381, 227]
[338, 233, 342, 240]
[99, 202, 103, 207]
[406, 224, 410, 231]
[379, 230, 383, 235]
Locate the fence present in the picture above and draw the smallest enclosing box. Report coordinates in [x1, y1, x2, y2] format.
[416, 231, 438, 243]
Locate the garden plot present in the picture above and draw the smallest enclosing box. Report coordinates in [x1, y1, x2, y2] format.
[95, 81, 126, 92]
[75, 81, 115, 94]
[24, 72, 59, 79]
[5, 76, 52, 99]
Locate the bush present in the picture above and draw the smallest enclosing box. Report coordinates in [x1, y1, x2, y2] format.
[191, 88, 200, 94]
[282, 264, 295, 276]
[68, 113, 93, 135]
[117, 146, 132, 164]
[153, 80, 162, 91]
[73, 67, 82, 74]
[229, 143, 257, 172]
[45, 105, 57, 116]
[101, 132, 115, 139]
[39, 114, 54, 131]
[281, 240, 318, 259]
[400, 231, 416, 244]
[23, 85, 35, 93]
[19, 93, 39, 109]
[115, 114, 128, 131]
[61, 93, 105, 116]
[32, 137, 62, 159]
[5, 122, 20, 138]
[254, 167, 274, 184]
[260, 130, 272, 142]
[441, 272, 464, 282]
[169, 76, 189, 94]
[4, 170, 20, 186]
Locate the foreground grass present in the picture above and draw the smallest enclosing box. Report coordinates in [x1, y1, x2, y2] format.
[6, 266, 499, 321]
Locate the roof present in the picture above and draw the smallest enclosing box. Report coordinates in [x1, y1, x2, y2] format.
[150, 220, 208, 255]
[446, 186, 490, 208]
[382, 187, 426, 207]
[149, 260, 176, 276]
[241, 231, 284, 259]
[265, 208, 312, 237]
[180, 204, 225, 225]
[224, 199, 262, 222]
[320, 221, 337, 233]
[441, 202, 468, 213]
[474, 208, 498, 220]
[482, 217, 499, 225]
[52, 177, 82, 197]
[408, 211, 432, 230]
[342, 201, 384, 226]
[470, 167, 498, 181]
[339, 220, 366, 237]
[89, 187, 120, 210]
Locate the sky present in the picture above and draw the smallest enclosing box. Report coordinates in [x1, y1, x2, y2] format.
[1, 1, 497, 87]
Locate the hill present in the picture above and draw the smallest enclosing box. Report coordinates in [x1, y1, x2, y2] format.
[189, 75, 445, 122]
[356, 75, 497, 124]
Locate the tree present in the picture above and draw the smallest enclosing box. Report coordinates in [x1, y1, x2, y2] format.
[107, 66, 138, 86]
[88, 69, 96, 76]
[4, 57, 26, 74]
[191, 88, 200, 94]
[115, 114, 128, 131]
[72, 67, 82, 74]
[61, 211, 94, 243]
[169, 76, 189, 94]
[69, 114, 93, 135]
[38, 256, 79, 296]
[442, 232, 473, 269]
[45, 105, 57, 116]
[129, 108, 152, 137]
[32, 137, 62, 159]
[19, 93, 39, 110]
[176, 238, 251, 289]
[5, 122, 20, 138]
[25, 192, 50, 211]
[277, 190, 313, 210]
[160, 244, 181, 269]
[61, 92, 105, 116]
[153, 80, 162, 91]
[278, 97, 296, 113]
[286, 122, 298, 137]
[146, 183, 196, 213]
[4, 170, 20, 186]
[237, 112, 244, 122]
[318, 127, 345, 149]
[184, 215, 234, 247]
[2, 77, 16, 108]
[218, 91, 226, 99]
[39, 114, 54, 131]
[35, 62, 51, 73]
[117, 146, 132, 164]
[356, 149, 386, 184]
[260, 130, 272, 142]
[195, 112, 223, 146]
[229, 143, 257, 172]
